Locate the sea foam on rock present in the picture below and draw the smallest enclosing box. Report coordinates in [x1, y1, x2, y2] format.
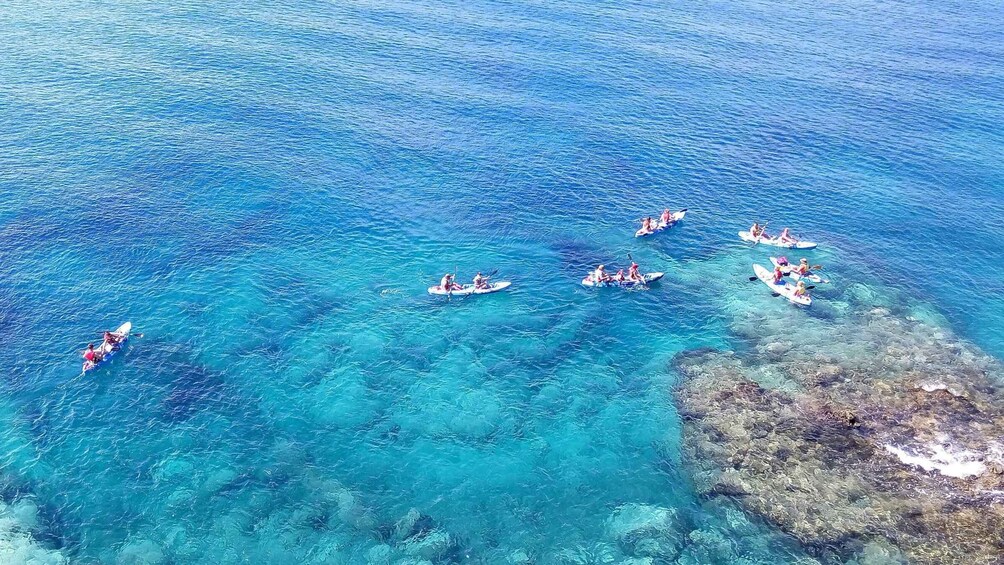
[673, 298, 1004, 564]
[0, 498, 67, 565]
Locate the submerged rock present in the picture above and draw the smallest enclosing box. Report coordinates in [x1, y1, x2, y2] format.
[116, 539, 166, 565]
[605, 503, 686, 560]
[673, 307, 1004, 564]
[400, 529, 454, 561]
[507, 548, 533, 564]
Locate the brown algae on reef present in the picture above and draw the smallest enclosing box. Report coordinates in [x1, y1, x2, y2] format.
[673, 299, 1004, 564]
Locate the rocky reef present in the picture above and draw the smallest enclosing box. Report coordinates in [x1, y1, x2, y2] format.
[674, 291, 1004, 564]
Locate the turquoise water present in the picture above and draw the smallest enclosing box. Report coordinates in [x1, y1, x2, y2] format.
[2, 0, 1003, 562]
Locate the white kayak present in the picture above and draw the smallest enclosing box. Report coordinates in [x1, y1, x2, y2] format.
[752, 264, 811, 306]
[83, 322, 132, 373]
[635, 210, 687, 237]
[738, 231, 817, 249]
[769, 257, 827, 283]
[581, 272, 665, 287]
[428, 281, 511, 296]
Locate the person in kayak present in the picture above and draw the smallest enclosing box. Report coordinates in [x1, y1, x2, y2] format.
[627, 262, 643, 283]
[793, 280, 809, 298]
[473, 272, 489, 290]
[660, 209, 673, 226]
[638, 217, 655, 235]
[102, 330, 124, 349]
[778, 228, 798, 244]
[82, 343, 103, 369]
[592, 265, 610, 283]
[614, 269, 626, 282]
[750, 222, 768, 239]
[440, 273, 461, 291]
[772, 264, 785, 284]
[793, 258, 811, 276]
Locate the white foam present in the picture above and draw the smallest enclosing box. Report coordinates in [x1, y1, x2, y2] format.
[918, 383, 964, 397]
[884, 443, 986, 478]
[0, 500, 67, 564]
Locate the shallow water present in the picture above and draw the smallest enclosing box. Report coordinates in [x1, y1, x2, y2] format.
[2, 0, 1003, 562]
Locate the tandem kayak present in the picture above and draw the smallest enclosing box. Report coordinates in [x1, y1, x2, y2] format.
[769, 257, 827, 284]
[428, 282, 512, 296]
[635, 210, 687, 237]
[581, 272, 665, 287]
[752, 264, 811, 306]
[738, 231, 817, 249]
[83, 321, 132, 373]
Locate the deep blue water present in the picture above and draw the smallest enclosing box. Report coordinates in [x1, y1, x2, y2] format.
[1, 0, 1003, 562]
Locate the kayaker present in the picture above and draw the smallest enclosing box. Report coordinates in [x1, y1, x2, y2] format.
[614, 269, 626, 282]
[772, 265, 785, 284]
[82, 343, 102, 368]
[639, 217, 654, 234]
[793, 258, 811, 276]
[750, 222, 768, 239]
[660, 209, 673, 225]
[473, 272, 489, 289]
[592, 265, 609, 283]
[440, 273, 460, 291]
[778, 228, 798, 244]
[793, 280, 809, 298]
[102, 330, 124, 349]
[627, 262, 643, 282]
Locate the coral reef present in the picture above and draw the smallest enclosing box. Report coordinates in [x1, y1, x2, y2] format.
[674, 302, 1004, 564]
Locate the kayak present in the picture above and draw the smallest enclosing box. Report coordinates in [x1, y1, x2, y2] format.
[769, 257, 827, 284]
[581, 272, 665, 287]
[635, 210, 687, 237]
[428, 282, 511, 296]
[752, 264, 811, 306]
[83, 321, 132, 373]
[738, 231, 817, 249]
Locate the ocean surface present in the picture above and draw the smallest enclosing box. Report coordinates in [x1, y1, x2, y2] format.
[1, 0, 1003, 562]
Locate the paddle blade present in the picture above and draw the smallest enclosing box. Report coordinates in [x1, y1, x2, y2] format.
[748, 276, 759, 281]
[771, 292, 781, 297]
